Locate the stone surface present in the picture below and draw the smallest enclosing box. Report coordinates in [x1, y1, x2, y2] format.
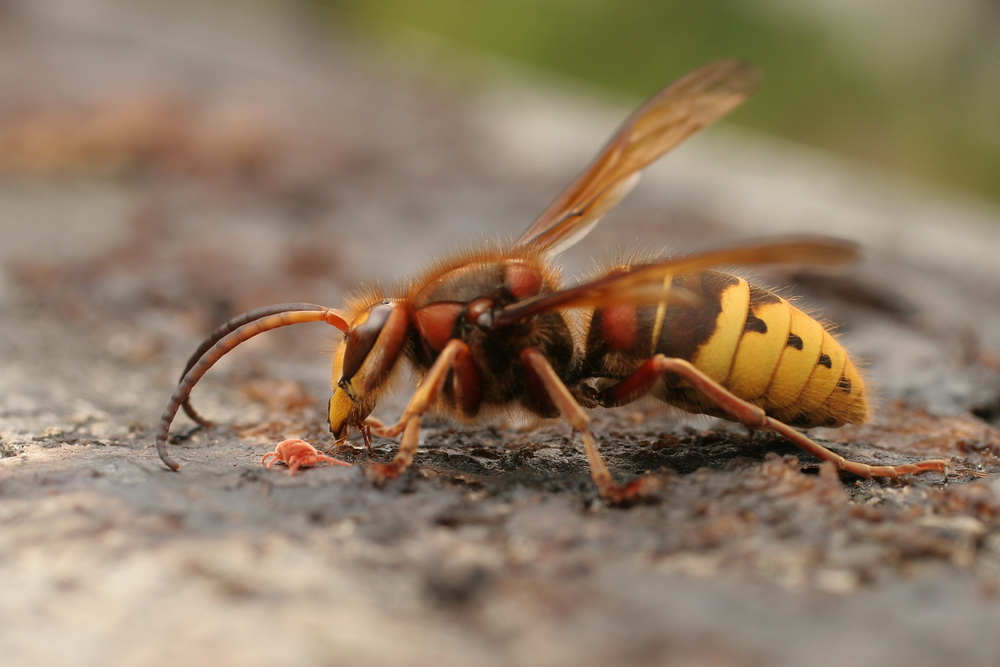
[2, 2, 1000, 666]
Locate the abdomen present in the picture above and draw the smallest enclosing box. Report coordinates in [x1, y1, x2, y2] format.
[582, 270, 869, 428]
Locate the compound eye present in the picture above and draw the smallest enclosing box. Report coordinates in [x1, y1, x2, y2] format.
[341, 303, 394, 384]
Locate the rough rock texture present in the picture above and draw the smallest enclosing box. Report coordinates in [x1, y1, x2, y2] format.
[3, 2, 1000, 666]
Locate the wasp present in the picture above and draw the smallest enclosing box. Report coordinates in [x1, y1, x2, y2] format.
[155, 61, 946, 503]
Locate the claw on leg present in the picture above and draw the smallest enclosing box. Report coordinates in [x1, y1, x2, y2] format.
[366, 418, 422, 483]
[579, 430, 663, 504]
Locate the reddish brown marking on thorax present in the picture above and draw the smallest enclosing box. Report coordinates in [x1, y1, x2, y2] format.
[466, 298, 493, 328]
[407, 256, 559, 366]
[505, 262, 544, 299]
[601, 304, 639, 351]
[414, 302, 463, 353]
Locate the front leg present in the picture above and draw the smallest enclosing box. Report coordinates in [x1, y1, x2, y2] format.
[367, 338, 472, 483]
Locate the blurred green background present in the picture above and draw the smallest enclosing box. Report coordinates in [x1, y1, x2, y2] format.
[321, 0, 1000, 203]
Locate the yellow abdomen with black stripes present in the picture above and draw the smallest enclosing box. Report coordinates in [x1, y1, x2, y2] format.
[582, 269, 869, 428]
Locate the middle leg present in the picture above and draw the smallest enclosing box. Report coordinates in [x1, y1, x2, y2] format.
[521, 347, 661, 504]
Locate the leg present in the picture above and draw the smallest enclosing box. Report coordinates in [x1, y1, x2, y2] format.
[367, 419, 421, 482]
[336, 417, 382, 452]
[521, 348, 661, 504]
[360, 421, 374, 453]
[371, 339, 469, 439]
[600, 355, 948, 478]
[367, 339, 470, 482]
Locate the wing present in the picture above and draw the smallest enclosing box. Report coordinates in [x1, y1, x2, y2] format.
[514, 60, 761, 255]
[491, 235, 857, 328]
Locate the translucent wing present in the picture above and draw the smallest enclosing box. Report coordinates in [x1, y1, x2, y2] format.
[492, 236, 857, 328]
[515, 60, 761, 255]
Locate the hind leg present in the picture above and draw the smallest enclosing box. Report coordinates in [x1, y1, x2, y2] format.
[597, 355, 947, 478]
